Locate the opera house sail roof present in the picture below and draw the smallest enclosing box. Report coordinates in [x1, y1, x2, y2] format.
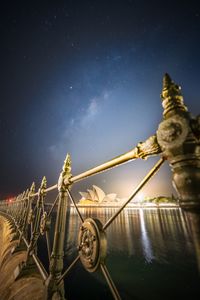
[79, 185, 118, 204]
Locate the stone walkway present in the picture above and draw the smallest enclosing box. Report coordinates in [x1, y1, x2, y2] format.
[0, 215, 46, 300]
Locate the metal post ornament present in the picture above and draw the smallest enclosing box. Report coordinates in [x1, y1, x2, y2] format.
[157, 74, 200, 210]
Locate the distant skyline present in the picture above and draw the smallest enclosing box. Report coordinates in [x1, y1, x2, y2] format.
[0, 1, 200, 199]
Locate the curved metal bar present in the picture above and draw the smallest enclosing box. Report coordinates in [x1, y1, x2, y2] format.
[103, 157, 165, 231]
[24, 147, 138, 198]
[57, 255, 80, 285]
[15, 226, 48, 281]
[70, 148, 139, 183]
[47, 194, 59, 217]
[32, 253, 48, 281]
[15, 136, 159, 200]
[32, 192, 39, 197]
[100, 263, 121, 300]
[22, 236, 29, 247]
[46, 231, 51, 264]
[45, 184, 57, 193]
[67, 189, 84, 223]
[31, 184, 58, 197]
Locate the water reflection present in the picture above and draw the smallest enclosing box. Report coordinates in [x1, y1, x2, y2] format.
[63, 207, 200, 299]
[66, 207, 195, 262]
[139, 208, 154, 262]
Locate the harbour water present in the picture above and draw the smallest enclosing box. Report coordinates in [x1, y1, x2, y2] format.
[41, 207, 200, 299]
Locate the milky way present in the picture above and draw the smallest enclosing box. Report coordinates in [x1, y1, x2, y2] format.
[0, 1, 200, 199]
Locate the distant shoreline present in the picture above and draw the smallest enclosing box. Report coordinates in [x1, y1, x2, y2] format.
[44, 202, 179, 209]
[75, 203, 179, 208]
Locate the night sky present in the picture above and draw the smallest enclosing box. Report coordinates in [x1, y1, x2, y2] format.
[0, 0, 200, 200]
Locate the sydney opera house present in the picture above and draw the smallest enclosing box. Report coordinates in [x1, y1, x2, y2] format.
[78, 185, 120, 205]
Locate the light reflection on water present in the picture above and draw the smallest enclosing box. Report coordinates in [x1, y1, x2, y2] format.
[66, 207, 194, 260]
[63, 207, 200, 299]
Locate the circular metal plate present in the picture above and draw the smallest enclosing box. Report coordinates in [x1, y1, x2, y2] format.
[78, 218, 107, 272]
[157, 115, 189, 150]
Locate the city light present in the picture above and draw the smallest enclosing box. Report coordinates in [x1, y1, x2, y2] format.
[135, 191, 145, 202]
[7, 198, 13, 203]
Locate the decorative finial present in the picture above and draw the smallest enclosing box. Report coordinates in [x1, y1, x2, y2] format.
[41, 176, 47, 189]
[163, 73, 172, 89]
[38, 176, 47, 198]
[25, 189, 29, 197]
[63, 153, 72, 173]
[161, 73, 188, 117]
[58, 153, 72, 191]
[30, 182, 35, 194]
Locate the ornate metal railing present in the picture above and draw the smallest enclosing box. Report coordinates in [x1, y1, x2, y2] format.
[0, 74, 199, 300]
[0, 152, 165, 299]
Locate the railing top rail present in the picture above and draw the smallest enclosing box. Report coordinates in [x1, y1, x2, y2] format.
[0, 146, 140, 202]
[1, 134, 160, 202]
[70, 147, 139, 184]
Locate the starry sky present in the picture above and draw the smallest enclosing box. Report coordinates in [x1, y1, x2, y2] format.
[0, 0, 200, 200]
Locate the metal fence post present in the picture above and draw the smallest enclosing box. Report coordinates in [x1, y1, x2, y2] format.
[46, 154, 72, 300]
